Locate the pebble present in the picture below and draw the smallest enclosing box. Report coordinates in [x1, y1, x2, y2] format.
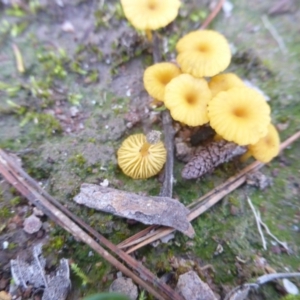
[23, 215, 42, 234]
[109, 277, 138, 300]
[176, 271, 217, 300]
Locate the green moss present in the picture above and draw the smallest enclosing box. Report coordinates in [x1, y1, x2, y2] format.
[0, 206, 12, 218]
[9, 196, 21, 206]
[68, 154, 87, 168]
[7, 242, 17, 250]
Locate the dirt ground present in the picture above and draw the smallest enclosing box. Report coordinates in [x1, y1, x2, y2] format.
[0, 0, 300, 299]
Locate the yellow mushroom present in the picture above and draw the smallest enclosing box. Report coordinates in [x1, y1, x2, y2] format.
[117, 131, 167, 179]
[176, 30, 231, 77]
[208, 87, 271, 145]
[208, 73, 245, 98]
[143, 62, 181, 101]
[164, 74, 211, 126]
[120, 0, 181, 41]
[247, 123, 280, 163]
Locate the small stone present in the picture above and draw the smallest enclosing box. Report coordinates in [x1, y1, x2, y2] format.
[160, 233, 175, 244]
[3, 241, 9, 249]
[175, 140, 194, 163]
[33, 207, 44, 217]
[222, 0, 234, 18]
[23, 215, 42, 234]
[109, 277, 138, 300]
[230, 205, 239, 216]
[100, 179, 109, 187]
[176, 271, 217, 300]
[70, 106, 79, 117]
[61, 21, 75, 33]
[283, 278, 299, 295]
[246, 171, 272, 190]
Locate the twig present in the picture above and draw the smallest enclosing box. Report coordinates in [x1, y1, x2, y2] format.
[224, 272, 300, 300]
[151, 31, 175, 198]
[118, 130, 300, 253]
[259, 214, 290, 253]
[0, 149, 184, 300]
[160, 111, 175, 197]
[247, 197, 267, 250]
[261, 15, 288, 55]
[152, 32, 161, 64]
[256, 272, 300, 285]
[200, 0, 226, 30]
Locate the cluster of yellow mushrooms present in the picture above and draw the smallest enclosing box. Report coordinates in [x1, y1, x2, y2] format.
[117, 0, 280, 179]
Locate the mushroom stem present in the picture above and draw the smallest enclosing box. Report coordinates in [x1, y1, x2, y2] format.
[140, 130, 162, 156]
[145, 29, 153, 42]
[240, 150, 252, 162]
[140, 142, 151, 157]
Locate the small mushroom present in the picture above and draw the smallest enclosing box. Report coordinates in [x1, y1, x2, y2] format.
[143, 62, 181, 101]
[120, 0, 181, 41]
[164, 74, 211, 126]
[117, 131, 167, 179]
[208, 73, 245, 97]
[176, 30, 231, 77]
[247, 123, 280, 163]
[208, 87, 271, 145]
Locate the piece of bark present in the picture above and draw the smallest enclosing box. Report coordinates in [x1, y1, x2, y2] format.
[182, 140, 247, 180]
[74, 184, 195, 238]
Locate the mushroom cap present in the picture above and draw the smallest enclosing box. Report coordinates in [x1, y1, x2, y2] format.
[120, 0, 181, 31]
[143, 62, 181, 101]
[164, 74, 211, 126]
[248, 123, 280, 163]
[176, 30, 231, 77]
[117, 133, 167, 179]
[208, 87, 271, 145]
[208, 73, 245, 97]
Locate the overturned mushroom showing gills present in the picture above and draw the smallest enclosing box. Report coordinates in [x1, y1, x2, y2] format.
[74, 184, 195, 238]
[117, 131, 167, 179]
[182, 140, 247, 180]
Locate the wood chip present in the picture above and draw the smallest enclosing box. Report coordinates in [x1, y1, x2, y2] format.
[74, 184, 195, 238]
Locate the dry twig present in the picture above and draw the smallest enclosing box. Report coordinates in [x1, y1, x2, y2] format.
[247, 197, 267, 250]
[259, 212, 289, 252]
[151, 32, 176, 198]
[200, 0, 226, 30]
[261, 15, 288, 54]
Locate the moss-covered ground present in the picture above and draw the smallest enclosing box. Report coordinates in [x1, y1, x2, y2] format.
[0, 0, 300, 299]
